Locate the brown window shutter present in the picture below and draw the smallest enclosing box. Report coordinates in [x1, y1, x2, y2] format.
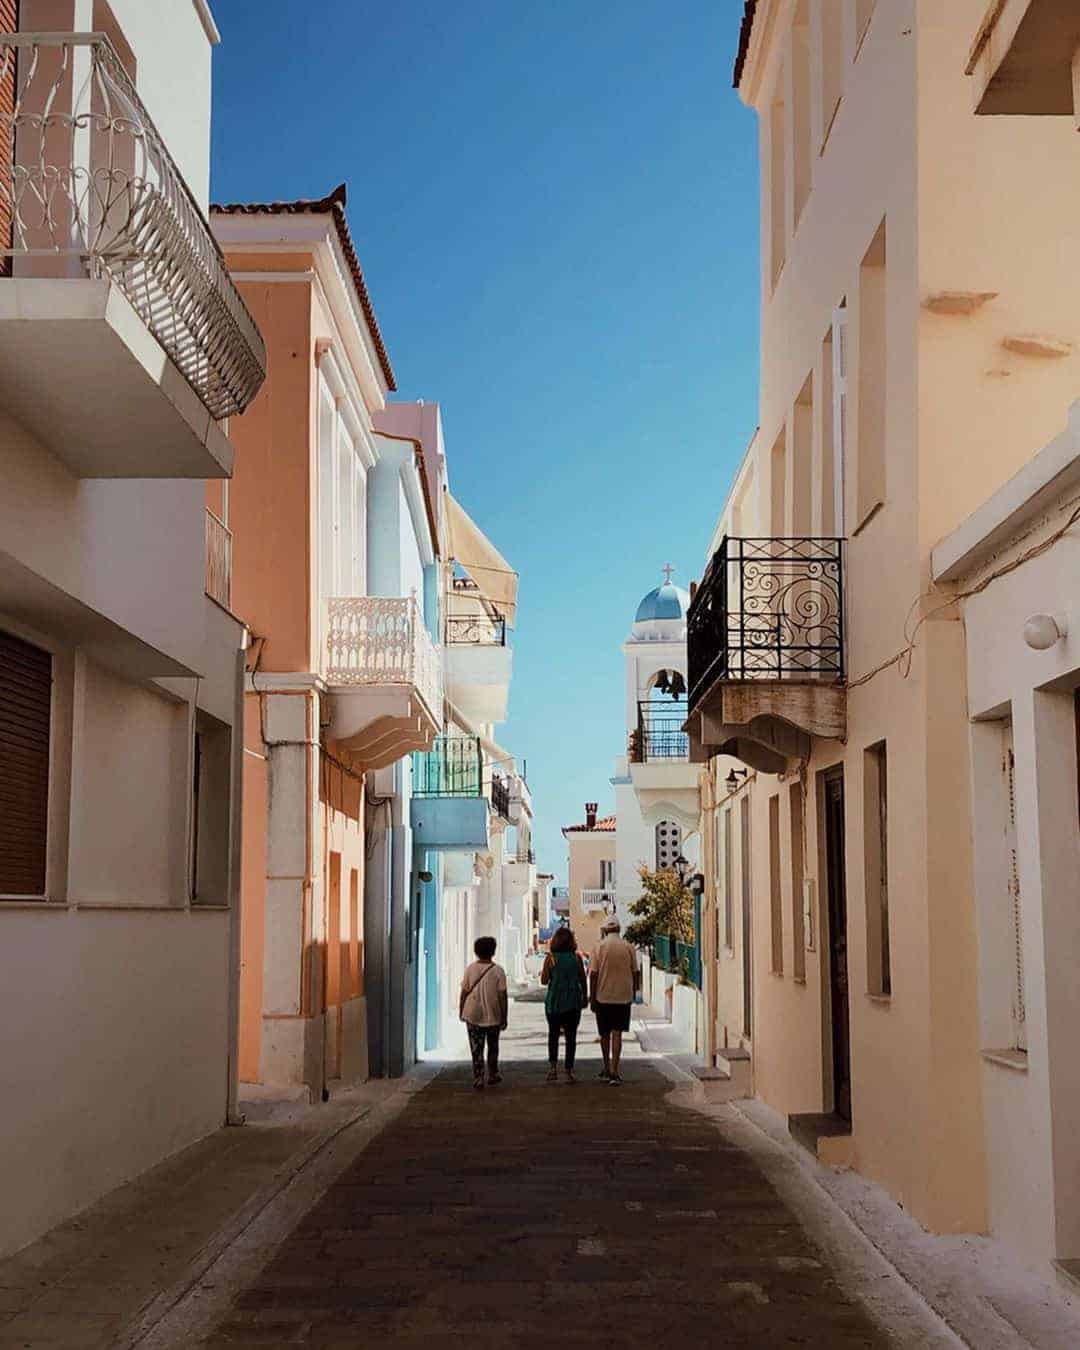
[0, 0, 17, 279]
[0, 628, 51, 897]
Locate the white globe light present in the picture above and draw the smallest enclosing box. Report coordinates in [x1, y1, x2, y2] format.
[1023, 614, 1065, 651]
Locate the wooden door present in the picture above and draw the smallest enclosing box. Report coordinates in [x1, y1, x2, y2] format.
[824, 770, 851, 1120]
[740, 795, 752, 1040]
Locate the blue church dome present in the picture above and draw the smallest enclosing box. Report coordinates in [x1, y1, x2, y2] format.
[635, 581, 689, 623]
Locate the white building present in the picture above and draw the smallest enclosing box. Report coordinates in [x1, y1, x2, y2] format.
[613, 571, 702, 1043]
[0, 1, 264, 1256]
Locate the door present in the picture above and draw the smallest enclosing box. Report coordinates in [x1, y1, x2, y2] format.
[824, 769, 851, 1120]
[740, 796, 752, 1040]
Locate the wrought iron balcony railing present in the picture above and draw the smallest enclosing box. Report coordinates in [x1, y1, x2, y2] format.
[0, 33, 266, 419]
[688, 536, 845, 709]
[446, 613, 507, 646]
[631, 697, 689, 762]
[490, 773, 511, 821]
[204, 508, 231, 610]
[412, 736, 482, 797]
[325, 596, 443, 725]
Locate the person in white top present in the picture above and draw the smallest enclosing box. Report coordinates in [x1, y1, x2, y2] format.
[459, 936, 508, 1090]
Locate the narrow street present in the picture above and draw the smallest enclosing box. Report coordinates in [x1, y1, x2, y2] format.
[200, 1000, 892, 1349]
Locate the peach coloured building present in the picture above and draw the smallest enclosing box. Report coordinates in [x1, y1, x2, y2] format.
[212, 187, 442, 1094]
[686, 0, 1080, 1259]
[0, 1, 264, 1255]
[562, 804, 617, 956]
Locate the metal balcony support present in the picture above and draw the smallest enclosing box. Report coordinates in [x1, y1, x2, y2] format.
[0, 33, 266, 419]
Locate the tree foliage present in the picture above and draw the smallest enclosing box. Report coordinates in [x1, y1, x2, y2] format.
[624, 864, 695, 954]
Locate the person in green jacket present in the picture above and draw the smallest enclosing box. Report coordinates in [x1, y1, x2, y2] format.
[540, 926, 588, 1083]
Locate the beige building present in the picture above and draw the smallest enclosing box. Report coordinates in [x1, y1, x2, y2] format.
[562, 804, 617, 956]
[687, 0, 1080, 1252]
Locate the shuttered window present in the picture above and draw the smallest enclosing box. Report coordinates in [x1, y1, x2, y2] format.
[0, 628, 51, 896]
[0, 1, 17, 279]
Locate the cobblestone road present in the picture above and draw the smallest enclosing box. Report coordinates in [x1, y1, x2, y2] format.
[202, 1001, 892, 1348]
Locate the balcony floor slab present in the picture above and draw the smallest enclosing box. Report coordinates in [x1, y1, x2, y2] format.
[0, 279, 233, 479]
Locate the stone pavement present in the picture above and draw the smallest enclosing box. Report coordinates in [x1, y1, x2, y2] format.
[199, 1002, 895, 1349]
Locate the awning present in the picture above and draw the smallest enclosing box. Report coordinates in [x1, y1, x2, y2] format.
[445, 492, 518, 627]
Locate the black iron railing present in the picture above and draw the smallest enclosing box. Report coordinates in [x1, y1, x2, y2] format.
[490, 774, 511, 820]
[633, 697, 689, 762]
[446, 613, 507, 646]
[688, 537, 845, 710]
[412, 736, 482, 797]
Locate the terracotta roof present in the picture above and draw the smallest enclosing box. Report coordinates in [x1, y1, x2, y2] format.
[562, 815, 616, 834]
[733, 0, 757, 89]
[211, 183, 396, 392]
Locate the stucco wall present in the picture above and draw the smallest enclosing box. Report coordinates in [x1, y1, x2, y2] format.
[0, 907, 230, 1258]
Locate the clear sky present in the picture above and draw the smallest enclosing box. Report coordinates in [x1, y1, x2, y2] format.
[210, 1, 760, 882]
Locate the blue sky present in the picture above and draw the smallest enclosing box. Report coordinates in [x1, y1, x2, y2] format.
[210, 1, 760, 881]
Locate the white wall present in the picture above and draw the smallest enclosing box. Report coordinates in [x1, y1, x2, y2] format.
[0, 907, 230, 1257]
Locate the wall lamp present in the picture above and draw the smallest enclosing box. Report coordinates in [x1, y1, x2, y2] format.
[726, 768, 749, 791]
[1023, 613, 1068, 651]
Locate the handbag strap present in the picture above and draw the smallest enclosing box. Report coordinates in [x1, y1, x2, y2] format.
[465, 963, 496, 999]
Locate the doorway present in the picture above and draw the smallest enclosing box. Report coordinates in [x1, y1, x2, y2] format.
[740, 796, 752, 1040]
[823, 769, 851, 1120]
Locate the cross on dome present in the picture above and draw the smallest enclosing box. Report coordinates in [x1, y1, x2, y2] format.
[662, 563, 675, 584]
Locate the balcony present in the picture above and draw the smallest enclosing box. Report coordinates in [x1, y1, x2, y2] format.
[580, 888, 617, 914]
[686, 537, 846, 772]
[443, 578, 512, 724]
[409, 736, 489, 851]
[0, 33, 265, 478]
[205, 509, 231, 611]
[967, 0, 1080, 118]
[628, 696, 701, 831]
[324, 596, 442, 770]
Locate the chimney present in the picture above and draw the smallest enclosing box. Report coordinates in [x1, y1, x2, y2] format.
[585, 802, 598, 830]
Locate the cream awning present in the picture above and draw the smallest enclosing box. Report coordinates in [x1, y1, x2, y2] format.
[445, 492, 518, 627]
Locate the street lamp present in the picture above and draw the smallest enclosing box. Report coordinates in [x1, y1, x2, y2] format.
[673, 854, 689, 884]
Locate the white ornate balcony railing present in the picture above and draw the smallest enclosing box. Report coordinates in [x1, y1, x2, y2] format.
[325, 596, 443, 726]
[204, 508, 231, 610]
[0, 32, 265, 419]
[581, 889, 616, 913]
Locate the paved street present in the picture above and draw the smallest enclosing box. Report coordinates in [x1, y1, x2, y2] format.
[201, 1000, 892, 1348]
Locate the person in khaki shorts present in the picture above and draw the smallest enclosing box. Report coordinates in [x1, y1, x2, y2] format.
[588, 917, 640, 1085]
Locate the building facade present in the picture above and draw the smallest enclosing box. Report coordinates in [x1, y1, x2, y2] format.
[0, 0, 264, 1256]
[686, 0, 1080, 1248]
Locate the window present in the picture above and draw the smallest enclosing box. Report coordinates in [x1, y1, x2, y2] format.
[318, 388, 336, 602]
[789, 782, 806, 979]
[820, 0, 845, 152]
[191, 710, 231, 906]
[600, 859, 615, 889]
[655, 820, 681, 871]
[863, 740, 890, 995]
[821, 304, 848, 535]
[769, 795, 783, 974]
[723, 808, 734, 949]
[770, 425, 787, 535]
[793, 373, 813, 534]
[0, 628, 51, 897]
[769, 89, 786, 290]
[856, 221, 886, 530]
[792, 0, 811, 230]
[318, 370, 368, 604]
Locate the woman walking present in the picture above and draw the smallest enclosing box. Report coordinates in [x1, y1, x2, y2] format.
[540, 926, 587, 1083]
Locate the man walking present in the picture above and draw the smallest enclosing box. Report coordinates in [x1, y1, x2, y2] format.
[459, 936, 508, 1090]
[589, 917, 640, 1085]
